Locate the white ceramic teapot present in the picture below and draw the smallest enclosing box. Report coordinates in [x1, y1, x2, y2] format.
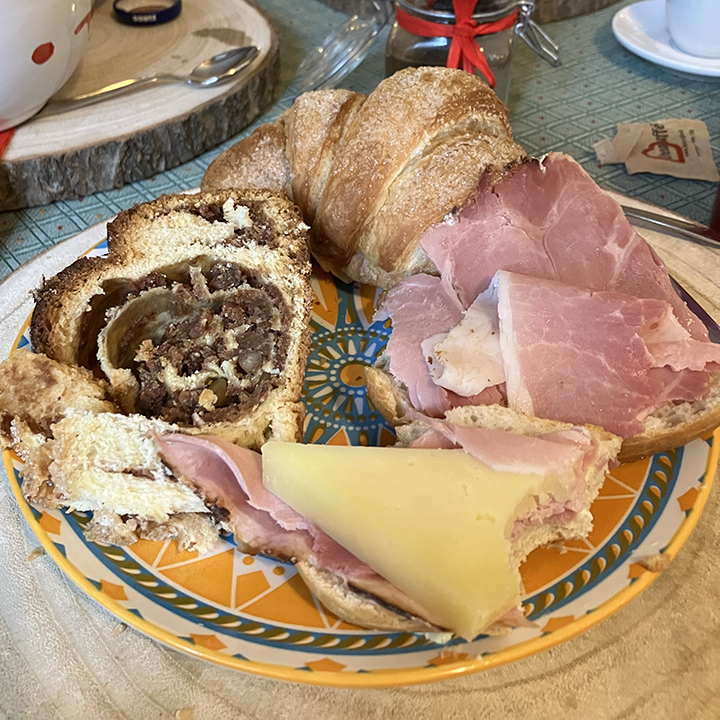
[0, 0, 93, 131]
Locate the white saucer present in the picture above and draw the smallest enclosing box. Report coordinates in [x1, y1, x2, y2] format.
[612, 0, 720, 77]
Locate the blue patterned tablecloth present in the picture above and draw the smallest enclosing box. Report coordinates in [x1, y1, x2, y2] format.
[1, 0, 718, 282]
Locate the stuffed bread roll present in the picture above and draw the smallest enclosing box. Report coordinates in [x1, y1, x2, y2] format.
[29, 189, 313, 448]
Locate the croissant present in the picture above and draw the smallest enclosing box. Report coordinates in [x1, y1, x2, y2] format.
[202, 67, 526, 288]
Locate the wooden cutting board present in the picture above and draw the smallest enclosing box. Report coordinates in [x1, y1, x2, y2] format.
[0, 0, 279, 211]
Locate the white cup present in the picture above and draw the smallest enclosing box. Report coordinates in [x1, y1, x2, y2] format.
[0, 0, 93, 131]
[666, 0, 720, 58]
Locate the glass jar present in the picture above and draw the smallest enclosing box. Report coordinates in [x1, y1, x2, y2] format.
[385, 1, 559, 105]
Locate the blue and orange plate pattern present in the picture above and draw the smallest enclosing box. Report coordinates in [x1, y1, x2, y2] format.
[1, 235, 718, 687]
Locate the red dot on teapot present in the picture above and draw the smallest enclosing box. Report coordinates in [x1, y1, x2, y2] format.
[32, 43, 55, 65]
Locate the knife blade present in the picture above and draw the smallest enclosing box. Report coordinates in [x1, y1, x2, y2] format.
[671, 277, 720, 344]
[622, 205, 720, 249]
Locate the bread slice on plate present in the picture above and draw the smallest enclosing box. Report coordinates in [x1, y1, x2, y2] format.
[261, 406, 621, 639]
[366, 354, 720, 464]
[29, 189, 313, 448]
[0, 350, 221, 551]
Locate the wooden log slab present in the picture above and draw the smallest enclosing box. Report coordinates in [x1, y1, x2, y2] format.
[0, 0, 279, 211]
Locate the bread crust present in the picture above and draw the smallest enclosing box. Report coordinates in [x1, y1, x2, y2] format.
[201, 121, 291, 196]
[367, 357, 720, 463]
[0, 348, 117, 446]
[618, 371, 720, 463]
[296, 561, 440, 633]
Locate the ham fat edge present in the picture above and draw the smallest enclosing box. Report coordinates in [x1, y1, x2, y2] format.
[153, 427, 616, 639]
[378, 153, 720, 437]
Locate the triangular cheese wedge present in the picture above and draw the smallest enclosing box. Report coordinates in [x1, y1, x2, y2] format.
[261, 443, 567, 640]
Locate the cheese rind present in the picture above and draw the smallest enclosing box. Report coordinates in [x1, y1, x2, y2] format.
[261, 443, 555, 640]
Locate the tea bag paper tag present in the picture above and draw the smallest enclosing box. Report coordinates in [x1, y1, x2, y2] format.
[593, 138, 622, 165]
[594, 119, 719, 182]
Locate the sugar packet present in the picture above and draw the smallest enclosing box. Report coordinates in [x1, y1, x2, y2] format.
[594, 119, 719, 182]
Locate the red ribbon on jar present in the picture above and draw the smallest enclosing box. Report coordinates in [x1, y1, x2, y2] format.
[0, 129, 15, 158]
[395, 0, 518, 88]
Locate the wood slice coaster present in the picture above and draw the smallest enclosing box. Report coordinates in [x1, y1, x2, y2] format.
[0, 0, 279, 211]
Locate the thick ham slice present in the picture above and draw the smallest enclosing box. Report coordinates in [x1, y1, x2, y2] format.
[378, 152, 719, 430]
[420, 153, 705, 339]
[495, 271, 720, 436]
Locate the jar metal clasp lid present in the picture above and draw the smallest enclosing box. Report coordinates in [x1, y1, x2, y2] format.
[515, 2, 561, 66]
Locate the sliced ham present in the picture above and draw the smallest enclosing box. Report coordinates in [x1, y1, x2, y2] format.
[376, 274, 503, 416]
[494, 271, 720, 436]
[154, 433, 314, 560]
[378, 154, 719, 430]
[420, 153, 705, 339]
[154, 434, 309, 530]
[410, 416, 585, 478]
[381, 263, 720, 438]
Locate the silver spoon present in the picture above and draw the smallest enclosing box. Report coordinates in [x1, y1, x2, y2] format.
[38, 45, 260, 117]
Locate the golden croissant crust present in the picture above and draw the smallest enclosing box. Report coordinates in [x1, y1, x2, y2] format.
[202, 67, 526, 288]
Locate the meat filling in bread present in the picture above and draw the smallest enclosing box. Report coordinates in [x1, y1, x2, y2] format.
[97, 258, 291, 426]
[27, 189, 313, 448]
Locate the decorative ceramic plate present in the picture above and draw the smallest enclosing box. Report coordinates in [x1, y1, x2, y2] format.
[1, 228, 718, 688]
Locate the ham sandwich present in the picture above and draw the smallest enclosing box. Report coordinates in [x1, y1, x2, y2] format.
[374, 153, 720, 454]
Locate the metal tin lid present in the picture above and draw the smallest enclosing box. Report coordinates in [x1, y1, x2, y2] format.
[395, 0, 523, 22]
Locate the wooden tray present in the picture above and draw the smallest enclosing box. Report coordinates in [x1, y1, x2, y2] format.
[0, 0, 279, 211]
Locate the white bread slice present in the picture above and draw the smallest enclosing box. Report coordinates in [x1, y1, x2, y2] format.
[366, 353, 720, 464]
[6, 405, 223, 554]
[262, 414, 620, 639]
[29, 189, 313, 449]
[0, 349, 119, 505]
